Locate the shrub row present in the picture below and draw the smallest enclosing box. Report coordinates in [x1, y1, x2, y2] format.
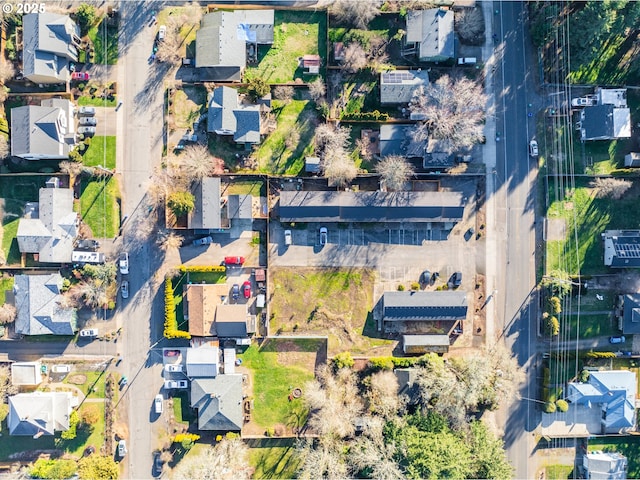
[367, 355, 432, 371]
[164, 278, 191, 340]
[341, 110, 390, 121]
[178, 265, 226, 273]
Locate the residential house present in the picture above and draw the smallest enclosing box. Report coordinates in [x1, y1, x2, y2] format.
[186, 345, 220, 378]
[8, 391, 74, 436]
[423, 138, 455, 169]
[13, 273, 77, 336]
[583, 451, 627, 480]
[621, 294, 640, 335]
[596, 88, 628, 108]
[405, 9, 455, 62]
[279, 190, 465, 225]
[624, 152, 640, 168]
[207, 86, 263, 145]
[565, 370, 637, 436]
[602, 230, 640, 268]
[11, 361, 42, 386]
[379, 125, 415, 158]
[227, 195, 252, 221]
[22, 13, 81, 84]
[380, 70, 429, 105]
[302, 54, 321, 74]
[195, 10, 274, 80]
[17, 185, 78, 263]
[191, 374, 243, 431]
[380, 292, 468, 343]
[184, 283, 229, 336]
[188, 177, 227, 231]
[578, 104, 631, 141]
[11, 99, 76, 160]
[216, 304, 255, 340]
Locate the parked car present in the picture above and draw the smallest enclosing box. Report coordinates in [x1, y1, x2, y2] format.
[158, 25, 166, 40]
[79, 116, 97, 126]
[153, 451, 164, 477]
[51, 365, 71, 373]
[79, 328, 98, 337]
[529, 140, 539, 157]
[192, 236, 213, 246]
[118, 440, 127, 457]
[120, 280, 129, 299]
[119, 252, 129, 275]
[225, 256, 245, 266]
[154, 394, 163, 414]
[284, 229, 292, 246]
[242, 280, 251, 299]
[163, 349, 180, 357]
[232, 284, 240, 300]
[448, 272, 462, 289]
[319, 227, 328, 246]
[571, 96, 597, 107]
[420, 270, 431, 285]
[77, 126, 96, 136]
[71, 71, 90, 81]
[77, 106, 96, 116]
[610, 336, 626, 344]
[164, 364, 183, 372]
[464, 227, 475, 241]
[75, 239, 100, 251]
[181, 133, 198, 142]
[164, 379, 188, 389]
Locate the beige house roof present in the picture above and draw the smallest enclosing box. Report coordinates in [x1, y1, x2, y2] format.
[185, 283, 229, 337]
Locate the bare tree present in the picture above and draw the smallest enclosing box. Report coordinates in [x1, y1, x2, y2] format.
[377, 155, 414, 191]
[409, 75, 487, 153]
[172, 144, 225, 182]
[330, 0, 382, 29]
[70, 280, 109, 310]
[348, 418, 404, 480]
[0, 60, 15, 84]
[342, 42, 368, 73]
[297, 436, 349, 480]
[309, 77, 326, 102]
[0, 304, 16, 324]
[592, 177, 632, 200]
[148, 168, 188, 206]
[285, 127, 301, 151]
[155, 16, 184, 64]
[365, 370, 403, 420]
[157, 230, 184, 251]
[355, 137, 373, 161]
[314, 124, 357, 187]
[273, 85, 295, 104]
[172, 437, 251, 480]
[455, 6, 486, 46]
[0, 364, 18, 402]
[0, 136, 9, 159]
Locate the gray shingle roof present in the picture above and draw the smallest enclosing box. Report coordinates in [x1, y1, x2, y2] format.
[279, 190, 465, 223]
[382, 291, 468, 321]
[11, 105, 74, 159]
[8, 392, 72, 436]
[13, 273, 77, 336]
[233, 108, 261, 144]
[207, 87, 262, 144]
[215, 304, 248, 337]
[380, 70, 430, 105]
[191, 375, 243, 431]
[17, 187, 77, 263]
[189, 177, 222, 230]
[405, 9, 455, 61]
[580, 105, 631, 141]
[227, 194, 252, 219]
[603, 230, 640, 267]
[23, 13, 79, 84]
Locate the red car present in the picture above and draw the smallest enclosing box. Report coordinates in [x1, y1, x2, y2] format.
[71, 72, 90, 81]
[242, 281, 251, 299]
[224, 256, 245, 266]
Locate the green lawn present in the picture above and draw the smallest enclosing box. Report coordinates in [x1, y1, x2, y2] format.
[0, 276, 13, 304]
[239, 345, 314, 428]
[0, 423, 55, 460]
[77, 96, 117, 108]
[546, 178, 640, 274]
[544, 464, 574, 480]
[566, 314, 617, 339]
[328, 14, 395, 47]
[172, 87, 206, 129]
[254, 99, 317, 174]
[77, 176, 120, 238]
[222, 181, 266, 197]
[87, 18, 119, 65]
[249, 441, 302, 480]
[246, 11, 327, 83]
[82, 136, 116, 169]
[56, 403, 105, 458]
[64, 370, 107, 398]
[588, 437, 640, 478]
[172, 390, 194, 425]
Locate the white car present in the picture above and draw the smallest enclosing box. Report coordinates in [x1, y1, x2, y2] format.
[52, 365, 71, 373]
[154, 394, 163, 414]
[164, 379, 188, 389]
[284, 229, 292, 246]
[77, 126, 96, 136]
[571, 96, 597, 108]
[319, 227, 328, 246]
[529, 140, 539, 157]
[164, 364, 184, 373]
[118, 440, 127, 457]
[158, 25, 166, 41]
[119, 252, 129, 275]
[79, 328, 98, 337]
[120, 280, 129, 299]
[78, 106, 96, 116]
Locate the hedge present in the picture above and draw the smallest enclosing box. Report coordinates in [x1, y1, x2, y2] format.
[340, 110, 390, 121]
[585, 351, 616, 358]
[178, 265, 226, 273]
[367, 355, 432, 371]
[164, 277, 191, 340]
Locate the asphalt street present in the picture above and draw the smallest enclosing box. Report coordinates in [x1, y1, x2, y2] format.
[491, 2, 541, 478]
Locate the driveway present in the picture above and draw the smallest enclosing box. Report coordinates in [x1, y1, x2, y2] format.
[90, 107, 118, 137]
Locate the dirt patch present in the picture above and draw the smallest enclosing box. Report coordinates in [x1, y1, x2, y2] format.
[277, 351, 317, 373]
[66, 374, 87, 385]
[9, 450, 63, 461]
[546, 218, 566, 242]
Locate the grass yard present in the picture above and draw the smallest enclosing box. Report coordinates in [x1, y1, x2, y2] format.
[222, 180, 266, 197]
[249, 441, 302, 480]
[87, 18, 119, 65]
[239, 344, 314, 429]
[269, 268, 394, 355]
[56, 403, 105, 458]
[208, 135, 246, 169]
[0, 425, 55, 460]
[254, 100, 317, 174]
[77, 95, 117, 108]
[172, 86, 207, 129]
[172, 390, 194, 425]
[246, 11, 327, 83]
[64, 370, 107, 398]
[157, 6, 200, 58]
[171, 271, 226, 331]
[566, 313, 617, 339]
[82, 136, 116, 169]
[77, 176, 120, 238]
[546, 177, 640, 275]
[544, 464, 574, 480]
[588, 437, 640, 478]
[0, 276, 13, 304]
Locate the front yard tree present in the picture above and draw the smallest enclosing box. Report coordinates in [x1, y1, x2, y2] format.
[75, 4, 97, 36]
[172, 437, 251, 480]
[0, 364, 18, 402]
[377, 155, 414, 191]
[342, 42, 368, 73]
[592, 177, 632, 200]
[409, 75, 487, 153]
[541, 269, 572, 298]
[77, 455, 119, 480]
[173, 144, 225, 182]
[0, 304, 16, 324]
[167, 191, 196, 217]
[273, 85, 295, 103]
[330, 0, 381, 29]
[155, 16, 183, 64]
[29, 458, 77, 480]
[0, 60, 15, 85]
[246, 75, 270, 101]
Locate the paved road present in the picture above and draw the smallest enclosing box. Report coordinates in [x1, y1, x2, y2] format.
[491, 2, 541, 479]
[0, 339, 116, 361]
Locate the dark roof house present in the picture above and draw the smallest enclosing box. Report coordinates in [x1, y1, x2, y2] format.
[8, 391, 73, 436]
[190, 375, 243, 431]
[22, 13, 81, 84]
[13, 273, 77, 336]
[207, 87, 262, 145]
[405, 9, 455, 62]
[17, 186, 78, 263]
[380, 70, 429, 105]
[184, 283, 229, 337]
[227, 195, 252, 219]
[279, 190, 464, 224]
[215, 304, 254, 338]
[188, 177, 224, 230]
[622, 294, 640, 334]
[602, 230, 640, 268]
[579, 105, 631, 141]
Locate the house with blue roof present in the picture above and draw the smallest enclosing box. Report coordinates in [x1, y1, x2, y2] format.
[567, 370, 637, 435]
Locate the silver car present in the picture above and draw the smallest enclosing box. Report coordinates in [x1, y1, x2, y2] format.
[78, 106, 96, 116]
[77, 126, 96, 136]
[79, 117, 97, 126]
